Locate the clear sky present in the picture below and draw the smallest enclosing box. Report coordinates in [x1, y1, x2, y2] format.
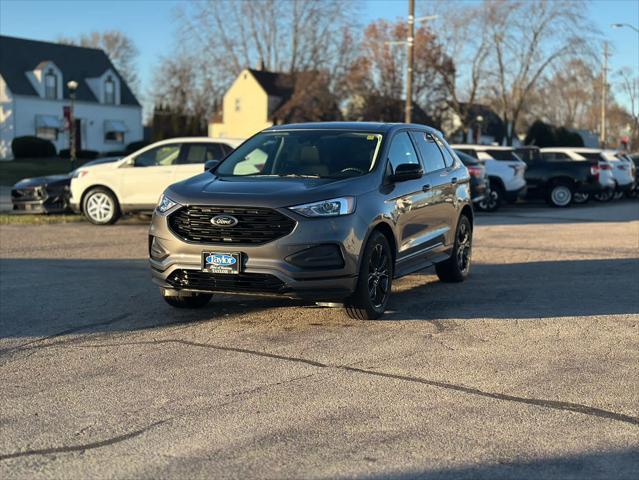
[1, 0, 637, 112]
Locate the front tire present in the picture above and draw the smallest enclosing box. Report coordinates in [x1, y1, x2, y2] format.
[345, 231, 393, 320]
[435, 215, 472, 283]
[83, 187, 121, 225]
[547, 182, 573, 208]
[163, 293, 212, 309]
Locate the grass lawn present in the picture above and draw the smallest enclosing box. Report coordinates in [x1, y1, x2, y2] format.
[0, 213, 86, 225]
[0, 157, 87, 186]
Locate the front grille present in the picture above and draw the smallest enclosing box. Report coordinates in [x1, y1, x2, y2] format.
[168, 206, 296, 245]
[167, 269, 285, 293]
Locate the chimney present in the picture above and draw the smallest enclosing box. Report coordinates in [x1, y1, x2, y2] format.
[257, 57, 265, 71]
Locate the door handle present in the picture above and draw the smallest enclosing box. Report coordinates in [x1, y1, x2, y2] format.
[451, 177, 458, 184]
[422, 184, 431, 192]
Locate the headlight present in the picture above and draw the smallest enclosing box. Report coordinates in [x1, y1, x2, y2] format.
[72, 170, 88, 179]
[156, 194, 179, 214]
[288, 197, 355, 217]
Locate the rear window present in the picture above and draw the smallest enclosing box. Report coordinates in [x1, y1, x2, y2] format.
[484, 149, 522, 161]
[454, 150, 480, 166]
[454, 148, 478, 159]
[578, 152, 603, 161]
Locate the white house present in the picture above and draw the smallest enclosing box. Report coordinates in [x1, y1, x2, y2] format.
[0, 35, 143, 160]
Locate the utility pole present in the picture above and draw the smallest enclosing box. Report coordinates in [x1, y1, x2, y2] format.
[600, 42, 609, 148]
[405, 0, 415, 123]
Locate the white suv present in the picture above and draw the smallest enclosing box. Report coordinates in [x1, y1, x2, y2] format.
[70, 137, 243, 224]
[450, 145, 527, 209]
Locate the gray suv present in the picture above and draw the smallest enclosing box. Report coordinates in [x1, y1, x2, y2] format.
[149, 122, 473, 320]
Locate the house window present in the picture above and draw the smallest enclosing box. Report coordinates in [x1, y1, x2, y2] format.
[45, 70, 57, 99]
[105, 76, 115, 104]
[35, 115, 62, 140]
[37, 127, 58, 141]
[104, 120, 126, 143]
[235, 98, 241, 112]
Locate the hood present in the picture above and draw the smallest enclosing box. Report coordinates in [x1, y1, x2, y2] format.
[14, 174, 70, 188]
[166, 172, 377, 208]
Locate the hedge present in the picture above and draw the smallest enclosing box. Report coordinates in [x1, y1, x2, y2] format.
[11, 136, 57, 159]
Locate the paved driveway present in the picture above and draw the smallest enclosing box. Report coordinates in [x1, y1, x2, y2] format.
[1, 201, 638, 479]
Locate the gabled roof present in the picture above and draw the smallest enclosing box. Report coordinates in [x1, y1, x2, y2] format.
[247, 68, 294, 98]
[0, 35, 140, 106]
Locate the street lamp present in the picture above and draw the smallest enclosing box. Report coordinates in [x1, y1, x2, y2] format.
[475, 115, 484, 144]
[611, 23, 639, 33]
[67, 80, 78, 170]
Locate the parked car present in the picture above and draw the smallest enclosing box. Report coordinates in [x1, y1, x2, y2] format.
[149, 122, 474, 320]
[539, 148, 618, 202]
[601, 150, 635, 199]
[520, 148, 610, 207]
[11, 157, 121, 214]
[69, 137, 243, 224]
[454, 149, 492, 210]
[450, 145, 527, 208]
[626, 152, 639, 196]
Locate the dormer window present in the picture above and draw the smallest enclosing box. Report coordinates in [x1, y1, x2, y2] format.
[45, 69, 57, 99]
[105, 76, 115, 104]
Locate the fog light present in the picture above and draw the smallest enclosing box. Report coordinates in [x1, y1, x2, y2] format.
[149, 236, 169, 260]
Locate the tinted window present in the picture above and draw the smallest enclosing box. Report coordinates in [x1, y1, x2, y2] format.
[455, 148, 478, 159]
[387, 132, 420, 174]
[579, 152, 603, 161]
[181, 144, 225, 164]
[412, 132, 446, 172]
[485, 149, 522, 161]
[454, 150, 480, 166]
[134, 144, 181, 167]
[433, 136, 455, 167]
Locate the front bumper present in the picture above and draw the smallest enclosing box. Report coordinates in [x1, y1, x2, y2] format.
[149, 207, 367, 301]
[11, 187, 70, 214]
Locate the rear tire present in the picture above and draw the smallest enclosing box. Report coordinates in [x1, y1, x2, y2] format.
[477, 188, 500, 212]
[83, 187, 121, 225]
[163, 293, 212, 309]
[573, 192, 590, 204]
[345, 231, 393, 320]
[435, 215, 472, 283]
[546, 182, 573, 208]
[594, 189, 614, 202]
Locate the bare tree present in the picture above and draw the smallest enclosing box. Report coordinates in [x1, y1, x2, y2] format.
[615, 67, 639, 147]
[176, 0, 356, 80]
[432, 2, 491, 138]
[481, 0, 594, 144]
[343, 19, 451, 123]
[58, 31, 139, 95]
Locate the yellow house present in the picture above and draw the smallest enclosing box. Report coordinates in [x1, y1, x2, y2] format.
[209, 68, 294, 139]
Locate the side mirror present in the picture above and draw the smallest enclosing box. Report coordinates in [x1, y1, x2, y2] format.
[389, 163, 423, 182]
[204, 159, 220, 171]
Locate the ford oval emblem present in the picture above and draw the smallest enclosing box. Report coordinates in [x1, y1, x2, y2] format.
[211, 214, 238, 227]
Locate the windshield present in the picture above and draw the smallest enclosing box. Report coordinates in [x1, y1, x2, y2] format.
[215, 130, 383, 179]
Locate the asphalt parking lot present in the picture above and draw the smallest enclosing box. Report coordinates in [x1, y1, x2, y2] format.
[1, 201, 638, 479]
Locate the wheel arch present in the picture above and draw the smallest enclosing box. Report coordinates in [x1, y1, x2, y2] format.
[358, 220, 397, 271]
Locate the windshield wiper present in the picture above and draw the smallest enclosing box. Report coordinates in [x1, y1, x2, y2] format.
[276, 173, 321, 178]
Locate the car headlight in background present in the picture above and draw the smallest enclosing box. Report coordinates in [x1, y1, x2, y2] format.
[72, 170, 89, 179]
[288, 197, 355, 217]
[156, 194, 179, 214]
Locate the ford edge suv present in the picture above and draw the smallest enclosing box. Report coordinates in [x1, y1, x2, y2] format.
[149, 122, 473, 320]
